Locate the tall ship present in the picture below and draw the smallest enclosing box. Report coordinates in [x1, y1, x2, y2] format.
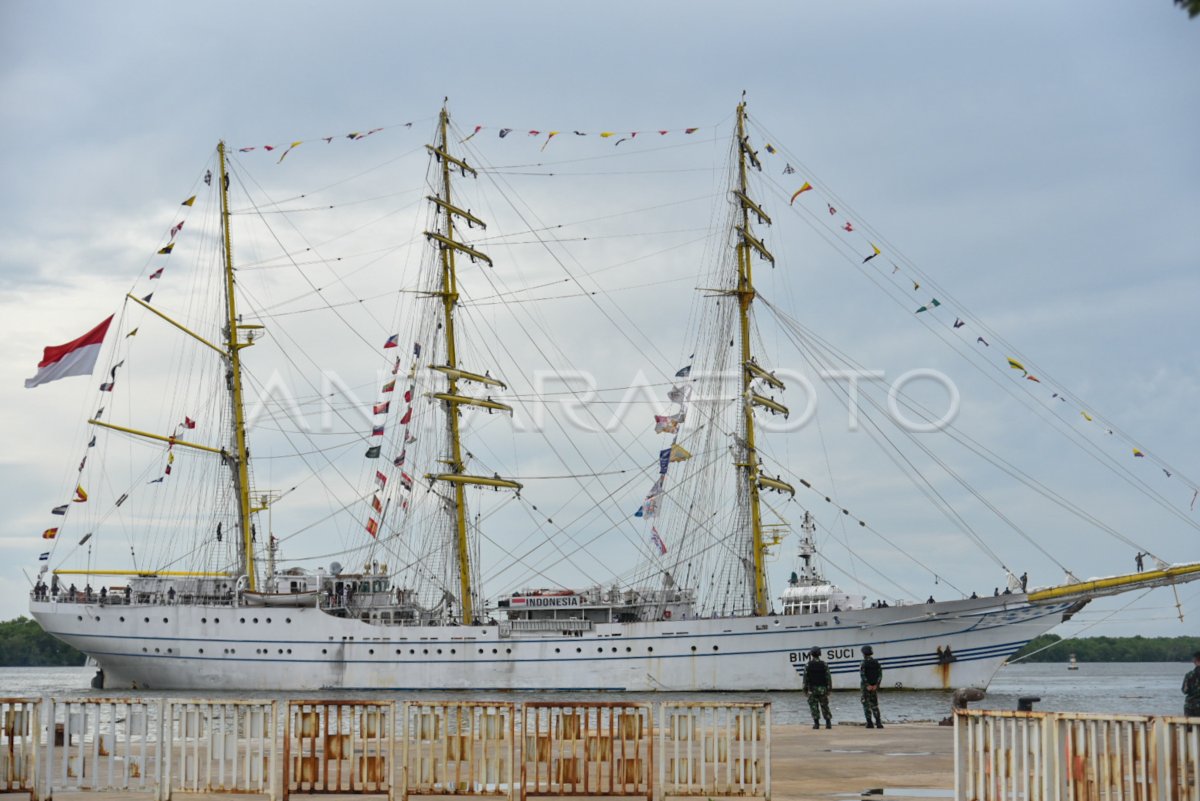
[27, 101, 1200, 690]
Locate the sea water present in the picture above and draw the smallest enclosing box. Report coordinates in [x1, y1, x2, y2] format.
[0, 661, 1186, 725]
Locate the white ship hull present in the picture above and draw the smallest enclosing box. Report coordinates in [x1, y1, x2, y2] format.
[30, 594, 1077, 691]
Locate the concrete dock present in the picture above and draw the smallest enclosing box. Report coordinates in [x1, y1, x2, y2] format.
[769, 722, 953, 799]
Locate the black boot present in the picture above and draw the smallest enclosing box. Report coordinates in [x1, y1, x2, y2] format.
[875, 717, 883, 729]
[865, 720, 875, 729]
[812, 720, 821, 730]
[825, 719, 832, 730]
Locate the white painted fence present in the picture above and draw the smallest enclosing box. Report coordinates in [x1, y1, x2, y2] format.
[401, 701, 515, 800]
[1, 698, 40, 797]
[956, 709, 1199, 801]
[658, 702, 770, 800]
[164, 700, 277, 799]
[18, 696, 772, 801]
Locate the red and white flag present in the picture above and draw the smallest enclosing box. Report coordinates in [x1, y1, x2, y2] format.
[25, 316, 114, 388]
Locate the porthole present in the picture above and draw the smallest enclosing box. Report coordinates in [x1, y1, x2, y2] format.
[505, 648, 511, 654]
[410, 649, 415, 655]
[322, 648, 327, 654]
[144, 617, 150, 623]
[648, 647, 654, 653]
[266, 617, 272, 623]
[450, 648, 456, 654]
[369, 649, 375, 655]
[555, 648, 561, 653]
[691, 646, 697, 652]
[120, 616, 126, 622]
[576, 647, 582, 653]
[240, 617, 246, 624]
[154, 648, 160, 653]
[286, 618, 291, 623]
[142, 647, 148, 653]
[77, 616, 83, 621]
[478, 649, 484, 654]
[199, 648, 204, 654]
[396, 649, 402, 655]
[436, 649, 442, 655]
[611, 647, 617, 653]
[214, 618, 220, 624]
[201, 617, 207, 623]
[423, 649, 429, 655]
[625, 647, 632, 652]
[712, 645, 719, 651]
[492, 648, 498, 654]
[163, 617, 168, 623]
[287, 648, 292, 654]
[253, 617, 259, 624]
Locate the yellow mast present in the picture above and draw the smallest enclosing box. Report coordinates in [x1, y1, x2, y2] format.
[734, 101, 771, 616]
[424, 106, 521, 624]
[217, 141, 258, 591]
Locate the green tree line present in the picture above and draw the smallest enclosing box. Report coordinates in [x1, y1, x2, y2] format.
[1014, 634, 1200, 663]
[0, 617, 85, 667]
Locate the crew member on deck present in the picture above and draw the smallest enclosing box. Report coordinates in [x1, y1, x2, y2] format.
[803, 646, 833, 730]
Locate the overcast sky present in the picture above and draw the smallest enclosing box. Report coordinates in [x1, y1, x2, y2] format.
[1, 1, 1198, 639]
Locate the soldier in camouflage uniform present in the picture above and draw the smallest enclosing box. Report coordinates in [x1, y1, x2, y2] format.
[860, 645, 883, 729]
[803, 646, 833, 730]
[1184, 651, 1200, 717]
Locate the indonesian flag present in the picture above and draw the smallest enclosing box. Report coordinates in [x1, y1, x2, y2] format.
[25, 316, 114, 388]
[650, 527, 668, 555]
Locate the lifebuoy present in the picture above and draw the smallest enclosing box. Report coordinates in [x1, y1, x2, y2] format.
[663, 610, 672, 619]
